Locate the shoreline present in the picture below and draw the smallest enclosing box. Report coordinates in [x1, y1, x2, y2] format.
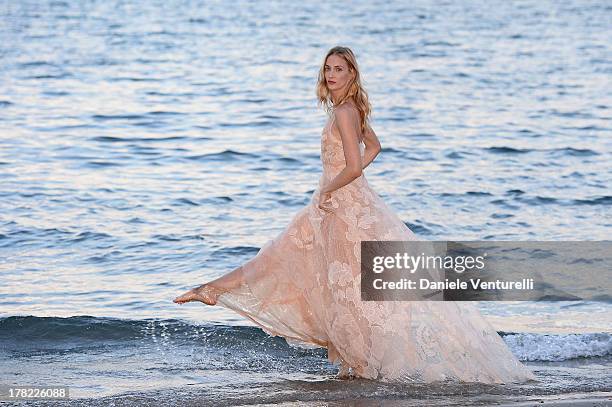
[497, 393, 612, 407]
[19, 390, 612, 406]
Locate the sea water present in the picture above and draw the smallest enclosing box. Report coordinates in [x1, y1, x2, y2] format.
[0, 0, 610, 405]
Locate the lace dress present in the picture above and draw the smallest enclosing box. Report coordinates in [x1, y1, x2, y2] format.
[214, 111, 537, 383]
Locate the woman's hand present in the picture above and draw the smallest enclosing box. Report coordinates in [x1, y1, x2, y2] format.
[317, 187, 333, 213]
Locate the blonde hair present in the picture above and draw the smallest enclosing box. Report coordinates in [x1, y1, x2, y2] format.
[316, 46, 372, 134]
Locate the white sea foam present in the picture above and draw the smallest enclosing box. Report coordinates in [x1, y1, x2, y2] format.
[503, 332, 612, 361]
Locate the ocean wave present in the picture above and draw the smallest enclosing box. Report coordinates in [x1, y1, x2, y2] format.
[2, 316, 609, 362]
[501, 332, 612, 361]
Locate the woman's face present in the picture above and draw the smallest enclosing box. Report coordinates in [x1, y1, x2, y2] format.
[324, 54, 353, 93]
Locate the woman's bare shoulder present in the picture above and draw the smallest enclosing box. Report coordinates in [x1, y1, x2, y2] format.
[333, 102, 360, 125]
[334, 100, 359, 116]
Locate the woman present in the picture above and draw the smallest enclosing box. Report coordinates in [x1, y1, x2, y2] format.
[174, 46, 536, 384]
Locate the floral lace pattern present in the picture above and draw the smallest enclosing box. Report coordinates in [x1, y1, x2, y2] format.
[215, 112, 537, 384]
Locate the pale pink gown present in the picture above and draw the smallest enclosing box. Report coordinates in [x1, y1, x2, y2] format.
[214, 112, 537, 383]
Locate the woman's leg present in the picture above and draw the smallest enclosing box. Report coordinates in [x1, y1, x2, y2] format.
[205, 265, 245, 291]
[173, 266, 245, 305]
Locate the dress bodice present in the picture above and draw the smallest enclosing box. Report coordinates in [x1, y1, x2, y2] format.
[321, 113, 365, 178]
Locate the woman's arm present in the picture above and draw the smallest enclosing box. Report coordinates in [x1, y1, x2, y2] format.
[361, 122, 381, 169]
[320, 106, 362, 195]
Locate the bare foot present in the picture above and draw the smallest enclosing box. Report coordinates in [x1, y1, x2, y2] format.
[173, 284, 224, 306]
[337, 363, 352, 379]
